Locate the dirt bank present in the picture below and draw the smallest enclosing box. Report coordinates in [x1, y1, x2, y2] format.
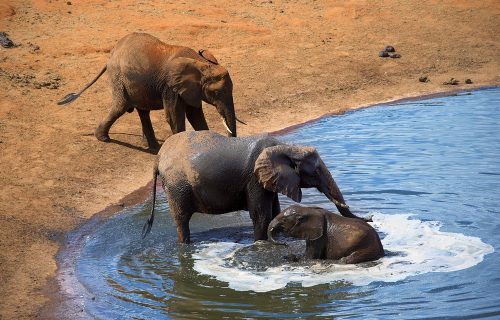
[0, 0, 499, 318]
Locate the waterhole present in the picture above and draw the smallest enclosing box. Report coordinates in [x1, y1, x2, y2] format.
[62, 88, 499, 319]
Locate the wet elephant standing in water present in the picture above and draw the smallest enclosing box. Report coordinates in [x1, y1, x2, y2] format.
[268, 205, 384, 263]
[143, 131, 370, 243]
[58, 32, 243, 150]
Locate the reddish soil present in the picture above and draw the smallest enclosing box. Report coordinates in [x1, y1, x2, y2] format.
[0, 1, 499, 318]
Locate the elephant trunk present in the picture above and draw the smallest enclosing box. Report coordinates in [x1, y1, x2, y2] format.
[267, 219, 287, 246]
[320, 166, 372, 221]
[216, 99, 237, 137]
[318, 162, 365, 220]
[319, 162, 348, 207]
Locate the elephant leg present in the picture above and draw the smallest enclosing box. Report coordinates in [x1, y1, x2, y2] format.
[342, 251, 363, 264]
[272, 193, 281, 219]
[137, 109, 160, 151]
[94, 79, 129, 142]
[165, 185, 195, 244]
[95, 98, 129, 142]
[186, 106, 209, 131]
[173, 211, 192, 244]
[163, 91, 186, 134]
[247, 188, 274, 241]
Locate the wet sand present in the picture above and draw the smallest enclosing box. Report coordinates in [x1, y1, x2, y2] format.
[0, 1, 499, 318]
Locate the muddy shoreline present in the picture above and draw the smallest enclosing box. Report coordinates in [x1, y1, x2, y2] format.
[44, 85, 498, 319]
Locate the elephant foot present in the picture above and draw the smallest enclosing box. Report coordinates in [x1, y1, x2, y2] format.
[143, 139, 160, 152]
[147, 143, 161, 153]
[95, 132, 110, 142]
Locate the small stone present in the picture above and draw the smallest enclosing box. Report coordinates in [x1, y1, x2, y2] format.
[465, 78, 473, 84]
[67, 1, 72, 5]
[379, 51, 389, 58]
[384, 45, 395, 52]
[419, 76, 429, 83]
[0, 32, 15, 48]
[389, 53, 401, 58]
[443, 78, 459, 85]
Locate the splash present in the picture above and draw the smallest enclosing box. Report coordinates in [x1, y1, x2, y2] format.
[192, 213, 494, 292]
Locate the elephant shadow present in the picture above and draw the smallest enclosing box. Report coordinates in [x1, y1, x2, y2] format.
[108, 138, 162, 154]
[81, 132, 164, 154]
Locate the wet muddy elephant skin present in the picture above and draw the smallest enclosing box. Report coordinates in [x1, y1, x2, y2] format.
[58, 32, 239, 150]
[143, 131, 368, 244]
[268, 205, 384, 263]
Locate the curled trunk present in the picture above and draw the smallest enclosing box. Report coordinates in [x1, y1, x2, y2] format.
[319, 162, 370, 221]
[267, 221, 286, 246]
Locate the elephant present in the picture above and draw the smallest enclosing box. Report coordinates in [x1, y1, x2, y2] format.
[58, 32, 243, 150]
[268, 205, 384, 263]
[142, 130, 370, 243]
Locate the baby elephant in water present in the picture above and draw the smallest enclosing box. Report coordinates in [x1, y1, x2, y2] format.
[268, 205, 384, 263]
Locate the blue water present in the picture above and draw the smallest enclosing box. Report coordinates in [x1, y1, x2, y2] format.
[70, 88, 500, 319]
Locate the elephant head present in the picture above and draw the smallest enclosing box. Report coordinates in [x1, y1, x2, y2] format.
[253, 144, 362, 219]
[267, 205, 326, 245]
[166, 57, 237, 137]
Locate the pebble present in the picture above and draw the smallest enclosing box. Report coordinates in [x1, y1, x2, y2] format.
[0, 32, 15, 48]
[379, 51, 389, 57]
[384, 45, 395, 52]
[419, 76, 429, 83]
[443, 78, 459, 85]
[465, 78, 473, 84]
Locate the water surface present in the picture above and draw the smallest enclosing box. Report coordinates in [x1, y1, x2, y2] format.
[71, 88, 499, 319]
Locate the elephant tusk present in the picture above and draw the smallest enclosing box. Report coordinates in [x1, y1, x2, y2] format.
[221, 117, 233, 135]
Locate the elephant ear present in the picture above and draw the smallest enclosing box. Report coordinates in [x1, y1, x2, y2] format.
[167, 57, 203, 108]
[254, 145, 316, 202]
[198, 49, 219, 65]
[296, 211, 325, 241]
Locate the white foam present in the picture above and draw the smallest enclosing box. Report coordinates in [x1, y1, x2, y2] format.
[192, 213, 494, 292]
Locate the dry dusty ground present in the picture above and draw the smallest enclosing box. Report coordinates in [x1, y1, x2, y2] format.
[0, 0, 499, 318]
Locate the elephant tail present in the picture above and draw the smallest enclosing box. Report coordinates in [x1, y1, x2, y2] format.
[57, 65, 107, 105]
[142, 160, 160, 238]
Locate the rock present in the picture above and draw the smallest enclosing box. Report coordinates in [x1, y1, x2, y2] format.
[465, 78, 473, 84]
[0, 32, 16, 48]
[384, 45, 395, 52]
[419, 76, 429, 83]
[389, 53, 401, 58]
[379, 50, 389, 57]
[443, 78, 459, 85]
[67, 1, 72, 5]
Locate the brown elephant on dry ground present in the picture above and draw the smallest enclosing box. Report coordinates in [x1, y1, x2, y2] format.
[142, 131, 370, 243]
[268, 205, 384, 263]
[58, 32, 243, 150]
